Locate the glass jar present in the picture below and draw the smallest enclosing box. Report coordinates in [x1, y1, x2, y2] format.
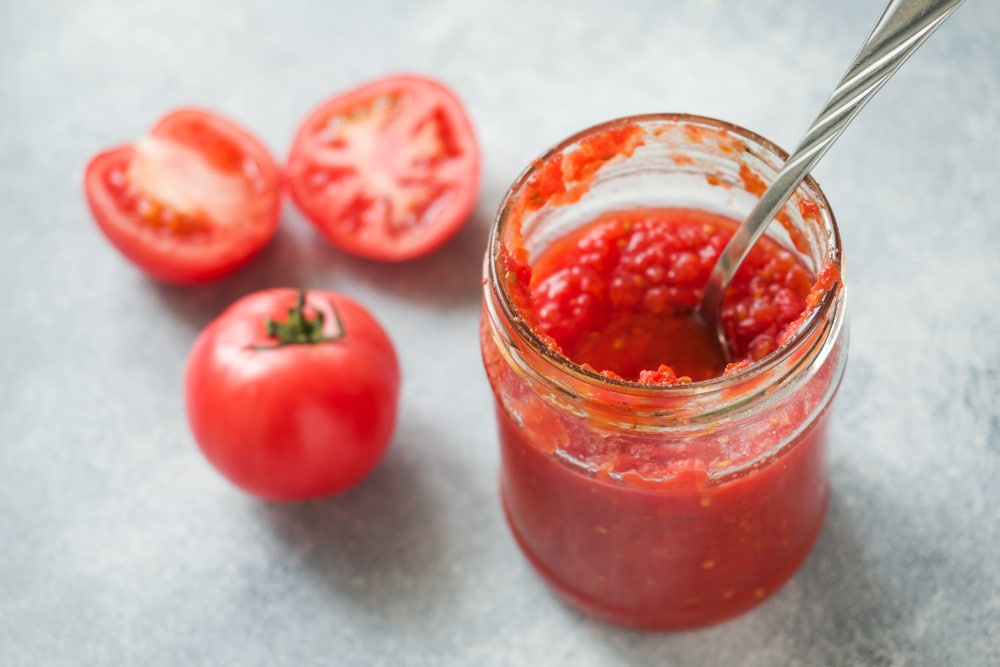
[479, 114, 847, 630]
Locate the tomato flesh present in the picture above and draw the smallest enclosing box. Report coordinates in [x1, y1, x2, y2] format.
[287, 74, 480, 261]
[84, 109, 281, 284]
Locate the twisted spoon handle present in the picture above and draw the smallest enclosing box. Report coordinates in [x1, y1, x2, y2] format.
[700, 0, 965, 349]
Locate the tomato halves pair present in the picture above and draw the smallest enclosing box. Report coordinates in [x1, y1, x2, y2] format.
[186, 288, 400, 500]
[85, 75, 481, 283]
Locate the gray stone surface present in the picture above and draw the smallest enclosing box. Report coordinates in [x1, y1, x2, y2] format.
[1, 0, 998, 665]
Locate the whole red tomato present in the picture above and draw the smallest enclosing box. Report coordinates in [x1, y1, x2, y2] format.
[286, 74, 481, 261]
[85, 108, 282, 284]
[185, 288, 400, 500]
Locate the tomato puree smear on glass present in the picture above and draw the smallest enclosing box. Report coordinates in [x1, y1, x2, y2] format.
[480, 114, 847, 629]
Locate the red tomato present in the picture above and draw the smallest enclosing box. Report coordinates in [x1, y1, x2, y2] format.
[185, 288, 400, 500]
[84, 109, 282, 284]
[286, 74, 481, 261]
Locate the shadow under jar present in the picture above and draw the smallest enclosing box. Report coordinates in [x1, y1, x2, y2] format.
[480, 114, 848, 630]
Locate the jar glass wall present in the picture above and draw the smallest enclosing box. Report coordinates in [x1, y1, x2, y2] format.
[480, 114, 847, 630]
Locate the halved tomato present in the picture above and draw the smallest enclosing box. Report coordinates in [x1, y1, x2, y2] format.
[286, 74, 481, 261]
[84, 109, 282, 284]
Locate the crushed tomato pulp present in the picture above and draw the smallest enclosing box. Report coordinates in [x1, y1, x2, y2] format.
[509, 207, 836, 383]
[482, 118, 845, 629]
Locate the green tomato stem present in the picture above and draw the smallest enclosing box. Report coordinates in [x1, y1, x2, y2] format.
[261, 290, 343, 347]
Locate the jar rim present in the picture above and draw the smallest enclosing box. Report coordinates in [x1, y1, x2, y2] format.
[486, 112, 845, 399]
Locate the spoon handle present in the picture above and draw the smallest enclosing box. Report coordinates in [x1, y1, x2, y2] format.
[701, 0, 965, 338]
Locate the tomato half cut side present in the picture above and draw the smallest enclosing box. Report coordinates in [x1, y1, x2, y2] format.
[287, 74, 481, 262]
[84, 108, 282, 284]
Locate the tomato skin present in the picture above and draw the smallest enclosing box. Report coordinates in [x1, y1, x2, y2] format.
[287, 74, 481, 261]
[84, 109, 282, 284]
[184, 288, 400, 500]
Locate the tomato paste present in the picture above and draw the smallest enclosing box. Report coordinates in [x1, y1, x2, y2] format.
[489, 211, 833, 628]
[526, 207, 821, 381]
[481, 114, 846, 630]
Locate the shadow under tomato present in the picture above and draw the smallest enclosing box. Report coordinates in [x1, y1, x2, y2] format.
[147, 219, 316, 334]
[252, 430, 454, 618]
[300, 202, 493, 313]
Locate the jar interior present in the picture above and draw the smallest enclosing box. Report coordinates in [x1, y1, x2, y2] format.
[511, 116, 837, 282]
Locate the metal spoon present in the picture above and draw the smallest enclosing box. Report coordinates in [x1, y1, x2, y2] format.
[698, 0, 965, 363]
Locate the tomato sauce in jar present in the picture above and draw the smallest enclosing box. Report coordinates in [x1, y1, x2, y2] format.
[480, 115, 847, 629]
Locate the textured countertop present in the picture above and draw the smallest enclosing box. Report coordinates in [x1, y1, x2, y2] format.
[2, 1, 998, 665]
